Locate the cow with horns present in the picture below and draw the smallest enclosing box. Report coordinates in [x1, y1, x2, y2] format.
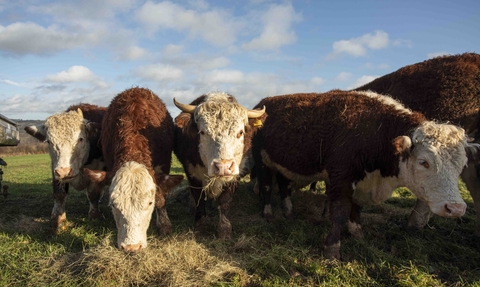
[251, 90, 479, 259]
[173, 92, 266, 238]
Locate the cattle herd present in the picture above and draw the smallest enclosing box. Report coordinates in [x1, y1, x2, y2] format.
[25, 52, 480, 260]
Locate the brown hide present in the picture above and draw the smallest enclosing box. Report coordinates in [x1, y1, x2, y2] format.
[102, 87, 174, 176]
[252, 91, 425, 184]
[354, 53, 480, 133]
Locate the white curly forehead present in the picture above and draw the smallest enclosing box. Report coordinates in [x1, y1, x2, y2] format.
[413, 121, 467, 150]
[45, 110, 84, 142]
[194, 92, 248, 134]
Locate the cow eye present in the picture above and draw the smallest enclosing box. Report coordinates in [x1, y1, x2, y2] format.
[237, 130, 244, 138]
[78, 137, 84, 143]
[419, 160, 430, 169]
[199, 131, 205, 136]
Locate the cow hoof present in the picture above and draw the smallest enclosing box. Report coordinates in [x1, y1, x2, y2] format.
[88, 209, 103, 220]
[263, 204, 274, 222]
[218, 227, 232, 239]
[347, 221, 363, 239]
[323, 243, 341, 260]
[263, 212, 274, 223]
[157, 222, 172, 235]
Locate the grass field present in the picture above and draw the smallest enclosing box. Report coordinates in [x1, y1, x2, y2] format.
[0, 154, 479, 286]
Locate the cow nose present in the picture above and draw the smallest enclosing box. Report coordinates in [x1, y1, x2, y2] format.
[54, 167, 74, 179]
[213, 160, 235, 176]
[444, 202, 467, 217]
[120, 243, 143, 252]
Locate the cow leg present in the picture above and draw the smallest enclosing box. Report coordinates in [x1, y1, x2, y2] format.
[461, 164, 480, 246]
[324, 181, 353, 260]
[257, 164, 274, 222]
[276, 172, 294, 220]
[348, 202, 363, 238]
[217, 183, 235, 239]
[189, 177, 207, 227]
[155, 188, 172, 235]
[51, 179, 69, 233]
[86, 185, 104, 220]
[406, 199, 432, 231]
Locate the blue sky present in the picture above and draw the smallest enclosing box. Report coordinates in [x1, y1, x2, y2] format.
[0, 0, 479, 120]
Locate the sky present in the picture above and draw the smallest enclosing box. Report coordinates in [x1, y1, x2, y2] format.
[0, 0, 479, 120]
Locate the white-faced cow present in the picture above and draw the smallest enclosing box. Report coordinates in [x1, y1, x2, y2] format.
[25, 104, 105, 233]
[252, 90, 478, 259]
[173, 92, 265, 238]
[354, 52, 480, 240]
[84, 87, 183, 252]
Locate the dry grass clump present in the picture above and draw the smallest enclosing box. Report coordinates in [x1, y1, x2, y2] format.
[43, 232, 249, 286]
[0, 214, 45, 234]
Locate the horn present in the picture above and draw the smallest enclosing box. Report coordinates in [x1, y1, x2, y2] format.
[77, 108, 84, 118]
[247, 105, 266, 118]
[173, 98, 196, 114]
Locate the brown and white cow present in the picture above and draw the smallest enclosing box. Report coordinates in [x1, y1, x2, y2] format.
[173, 92, 265, 238]
[353, 52, 480, 238]
[251, 90, 478, 259]
[84, 87, 183, 252]
[25, 104, 106, 232]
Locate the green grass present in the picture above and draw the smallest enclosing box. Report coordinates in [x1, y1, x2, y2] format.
[0, 154, 479, 286]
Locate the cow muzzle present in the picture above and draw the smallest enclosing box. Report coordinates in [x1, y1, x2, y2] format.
[211, 159, 236, 177]
[120, 242, 144, 252]
[442, 202, 467, 217]
[54, 167, 75, 181]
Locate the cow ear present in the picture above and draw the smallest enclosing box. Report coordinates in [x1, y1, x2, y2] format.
[247, 112, 267, 132]
[465, 142, 480, 164]
[175, 113, 198, 138]
[24, 124, 47, 142]
[85, 121, 101, 140]
[156, 174, 184, 193]
[393, 136, 412, 159]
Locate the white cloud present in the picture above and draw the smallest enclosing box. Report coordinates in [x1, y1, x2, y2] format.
[44, 65, 108, 88]
[310, 77, 325, 86]
[0, 79, 23, 87]
[334, 72, 352, 82]
[45, 66, 96, 83]
[349, 75, 379, 90]
[163, 44, 184, 55]
[135, 1, 238, 46]
[0, 22, 94, 56]
[118, 46, 149, 61]
[427, 52, 450, 59]
[133, 64, 184, 82]
[327, 30, 389, 59]
[242, 3, 301, 51]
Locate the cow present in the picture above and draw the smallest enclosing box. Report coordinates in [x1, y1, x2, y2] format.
[354, 52, 480, 239]
[251, 90, 479, 259]
[173, 92, 266, 238]
[25, 104, 106, 233]
[84, 87, 183, 252]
